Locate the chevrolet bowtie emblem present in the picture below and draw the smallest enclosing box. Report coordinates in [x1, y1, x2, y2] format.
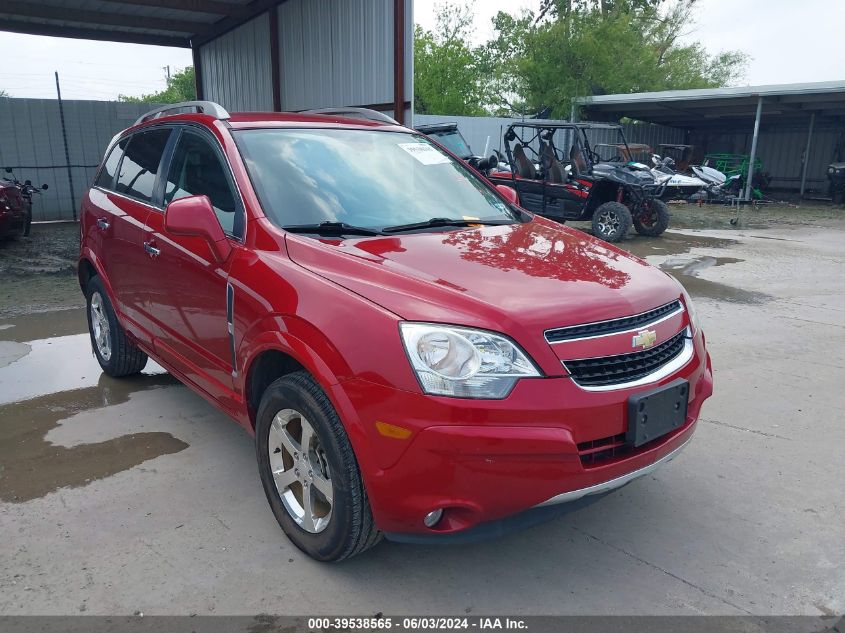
[632, 329, 657, 349]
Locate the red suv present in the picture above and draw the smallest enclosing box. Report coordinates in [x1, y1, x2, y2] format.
[79, 102, 713, 561]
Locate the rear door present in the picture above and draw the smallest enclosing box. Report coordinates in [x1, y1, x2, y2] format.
[143, 126, 245, 399]
[89, 128, 173, 346]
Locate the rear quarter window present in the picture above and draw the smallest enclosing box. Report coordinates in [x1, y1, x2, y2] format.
[95, 138, 128, 190]
[115, 128, 172, 204]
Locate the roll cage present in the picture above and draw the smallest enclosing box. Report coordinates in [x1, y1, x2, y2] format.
[501, 121, 637, 181]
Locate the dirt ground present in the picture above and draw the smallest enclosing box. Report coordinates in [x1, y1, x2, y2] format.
[1, 206, 844, 616]
[0, 223, 82, 317]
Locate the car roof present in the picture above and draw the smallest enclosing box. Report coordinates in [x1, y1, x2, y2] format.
[128, 111, 410, 134]
[415, 122, 459, 133]
[508, 120, 623, 130]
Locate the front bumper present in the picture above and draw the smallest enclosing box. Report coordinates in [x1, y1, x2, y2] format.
[330, 334, 713, 536]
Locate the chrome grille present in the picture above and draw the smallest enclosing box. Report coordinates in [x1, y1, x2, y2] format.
[545, 300, 682, 343]
[565, 329, 688, 387]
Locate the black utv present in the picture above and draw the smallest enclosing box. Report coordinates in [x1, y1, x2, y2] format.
[415, 121, 500, 173]
[487, 121, 669, 242]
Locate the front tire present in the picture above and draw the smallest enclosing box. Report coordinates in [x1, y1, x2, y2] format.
[633, 199, 670, 236]
[592, 201, 632, 242]
[85, 275, 148, 377]
[256, 371, 381, 561]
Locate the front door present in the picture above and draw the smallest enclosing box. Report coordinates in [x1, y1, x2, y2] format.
[143, 126, 245, 401]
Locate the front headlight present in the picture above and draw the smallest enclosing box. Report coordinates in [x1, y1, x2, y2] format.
[399, 323, 541, 399]
[681, 288, 700, 334]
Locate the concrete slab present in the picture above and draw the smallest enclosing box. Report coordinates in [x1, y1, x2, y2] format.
[0, 224, 843, 616]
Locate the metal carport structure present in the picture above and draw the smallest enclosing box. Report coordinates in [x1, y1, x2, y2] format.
[575, 81, 845, 199]
[0, 0, 413, 124]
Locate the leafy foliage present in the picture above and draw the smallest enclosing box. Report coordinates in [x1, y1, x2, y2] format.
[118, 66, 196, 104]
[413, 3, 490, 115]
[415, 0, 749, 117]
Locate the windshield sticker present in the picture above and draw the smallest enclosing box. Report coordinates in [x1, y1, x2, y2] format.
[399, 143, 451, 165]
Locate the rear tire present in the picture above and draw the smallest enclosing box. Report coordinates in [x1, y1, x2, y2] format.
[256, 371, 381, 562]
[85, 275, 148, 377]
[592, 201, 632, 242]
[633, 199, 670, 237]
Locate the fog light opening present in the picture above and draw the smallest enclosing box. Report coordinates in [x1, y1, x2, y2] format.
[423, 508, 444, 528]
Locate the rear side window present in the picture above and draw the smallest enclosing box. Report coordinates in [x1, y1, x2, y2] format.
[95, 137, 129, 190]
[164, 129, 243, 238]
[115, 128, 172, 204]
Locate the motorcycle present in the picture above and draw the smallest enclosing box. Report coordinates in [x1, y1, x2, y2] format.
[1, 167, 48, 238]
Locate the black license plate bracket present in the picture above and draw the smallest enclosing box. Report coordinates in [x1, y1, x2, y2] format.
[627, 379, 689, 448]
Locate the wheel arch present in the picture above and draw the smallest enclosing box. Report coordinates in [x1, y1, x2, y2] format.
[239, 323, 348, 431]
[585, 181, 621, 215]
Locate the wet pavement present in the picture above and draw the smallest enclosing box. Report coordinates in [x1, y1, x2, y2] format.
[1, 224, 843, 615]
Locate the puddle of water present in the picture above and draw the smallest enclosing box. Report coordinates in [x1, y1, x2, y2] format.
[0, 333, 166, 405]
[659, 255, 770, 304]
[0, 373, 186, 502]
[661, 255, 745, 274]
[0, 308, 87, 343]
[618, 232, 771, 304]
[622, 232, 737, 259]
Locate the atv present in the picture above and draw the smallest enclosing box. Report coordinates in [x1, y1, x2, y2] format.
[487, 121, 669, 242]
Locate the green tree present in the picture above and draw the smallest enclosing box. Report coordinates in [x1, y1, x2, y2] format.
[414, 2, 490, 115]
[489, 0, 748, 117]
[119, 66, 196, 104]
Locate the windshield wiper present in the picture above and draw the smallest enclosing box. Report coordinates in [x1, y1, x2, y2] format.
[282, 221, 382, 236]
[382, 217, 512, 234]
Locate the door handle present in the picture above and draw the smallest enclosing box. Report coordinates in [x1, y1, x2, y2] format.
[96, 218, 110, 230]
[143, 241, 161, 258]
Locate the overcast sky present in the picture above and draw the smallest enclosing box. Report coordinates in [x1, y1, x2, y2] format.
[0, 0, 842, 101]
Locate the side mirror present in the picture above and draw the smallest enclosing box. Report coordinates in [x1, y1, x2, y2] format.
[164, 195, 232, 264]
[4, 167, 12, 174]
[495, 184, 519, 205]
[42, 184, 48, 190]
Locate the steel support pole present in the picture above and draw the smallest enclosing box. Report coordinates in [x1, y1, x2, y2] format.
[744, 96, 763, 201]
[800, 112, 816, 197]
[55, 71, 77, 221]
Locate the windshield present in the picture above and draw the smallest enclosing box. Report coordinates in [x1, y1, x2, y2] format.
[234, 129, 513, 232]
[428, 129, 472, 159]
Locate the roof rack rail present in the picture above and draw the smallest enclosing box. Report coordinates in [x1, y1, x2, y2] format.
[134, 101, 230, 126]
[303, 107, 399, 125]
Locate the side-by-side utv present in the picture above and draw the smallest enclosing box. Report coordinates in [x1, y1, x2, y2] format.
[487, 121, 670, 242]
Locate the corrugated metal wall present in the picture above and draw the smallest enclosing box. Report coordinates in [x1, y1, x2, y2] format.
[199, 13, 274, 112]
[413, 114, 685, 157]
[198, 0, 409, 119]
[0, 98, 157, 221]
[278, 0, 393, 111]
[690, 124, 843, 192]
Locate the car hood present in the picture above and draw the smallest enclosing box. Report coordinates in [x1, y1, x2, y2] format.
[285, 217, 680, 335]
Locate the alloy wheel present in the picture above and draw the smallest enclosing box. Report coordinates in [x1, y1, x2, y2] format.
[268, 408, 333, 533]
[90, 292, 112, 361]
[596, 209, 621, 237]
